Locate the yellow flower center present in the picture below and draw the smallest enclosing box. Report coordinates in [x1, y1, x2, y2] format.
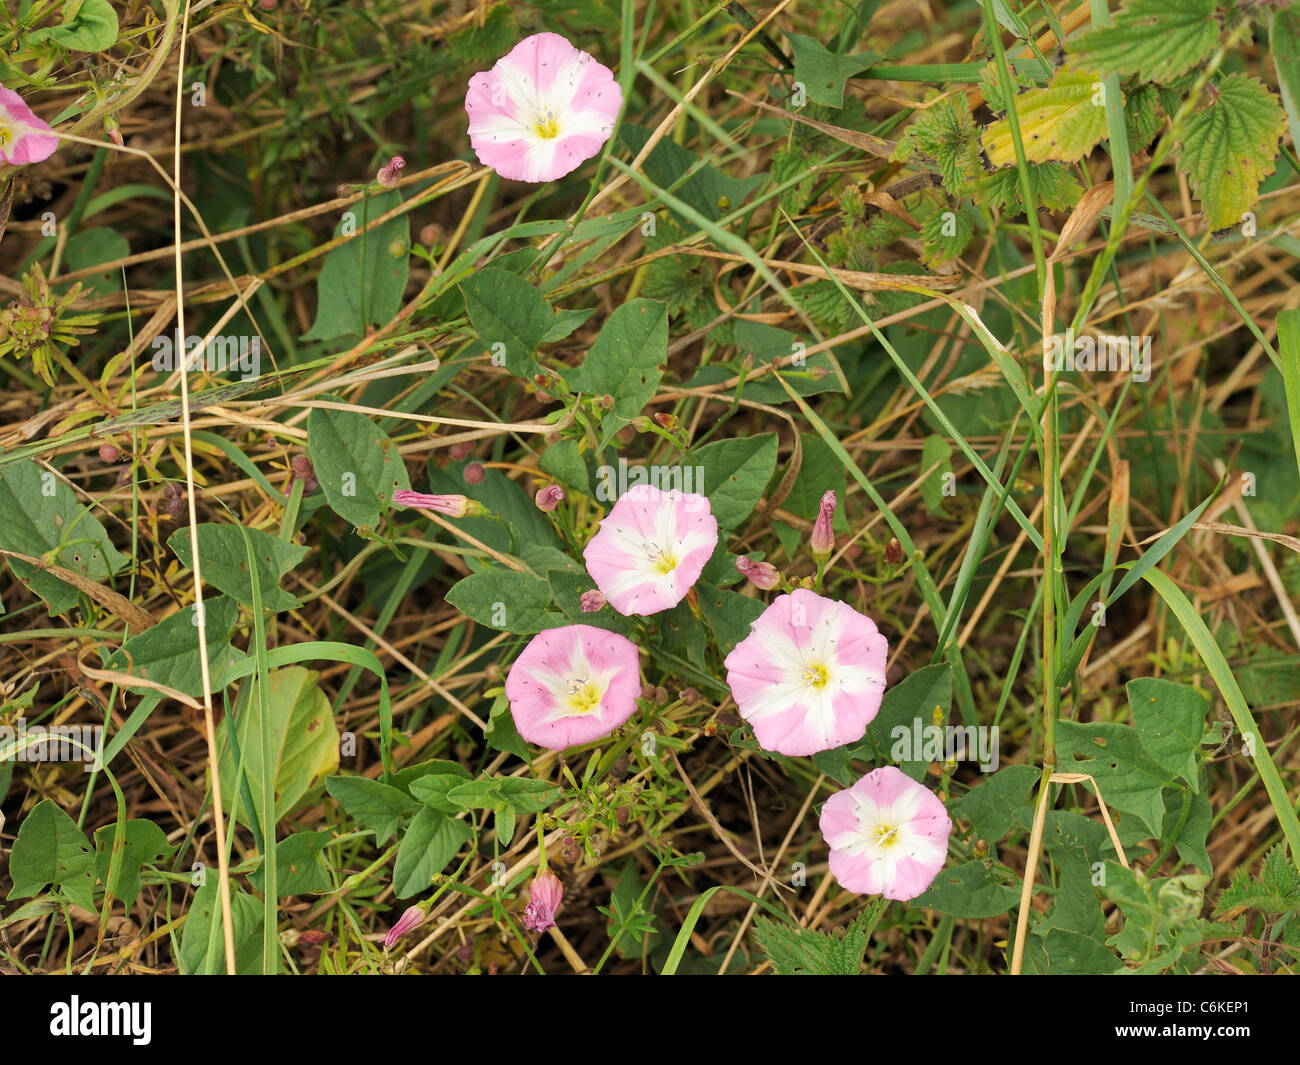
[801, 663, 829, 689]
[873, 824, 899, 848]
[534, 111, 560, 139]
[643, 541, 678, 576]
[563, 676, 602, 715]
[0, 123, 11, 148]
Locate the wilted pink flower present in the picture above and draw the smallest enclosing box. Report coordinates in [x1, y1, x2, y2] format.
[377, 155, 405, 187]
[465, 33, 622, 183]
[391, 489, 487, 518]
[582, 486, 718, 616]
[0, 86, 58, 165]
[579, 589, 606, 612]
[723, 589, 888, 756]
[810, 490, 837, 561]
[505, 624, 641, 749]
[819, 767, 951, 901]
[523, 869, 564, 933]
[383, 904, 424, 949]
[535, 484, 565, 512]
[736, 556, 780, 591]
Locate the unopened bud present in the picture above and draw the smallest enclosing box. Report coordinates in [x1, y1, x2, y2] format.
[99, 443, 121, 463]
[463, 462, 486, 485]
[448, 442, 473, 461]
[580, 590, 607, 613]
[735, 556, 780, 590]
[376, 155, 406, 187]
[534, 484, 565, 512]
[810, 490, 837, 561]
[652, 412, 677, 430]
[884, 536, 904, 565]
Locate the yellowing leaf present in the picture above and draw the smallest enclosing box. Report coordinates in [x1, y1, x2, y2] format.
[982, 69, 1111, 167]
[1177, 74, 1286, 232]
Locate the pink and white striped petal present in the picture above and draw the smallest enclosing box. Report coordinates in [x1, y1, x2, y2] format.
[465, 33, 621, 183]
[723, 589, 888, 756]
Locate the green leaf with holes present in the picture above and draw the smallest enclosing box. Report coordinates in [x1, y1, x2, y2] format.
[0, 458, 128, 616]
[168, 524, 307, 613]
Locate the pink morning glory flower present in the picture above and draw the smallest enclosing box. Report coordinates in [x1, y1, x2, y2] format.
[819, 766, 951, 901]
[723, 589, 888, 756]
[505, 623, 641, 749]
[464, 32, 622, 183]
[522, 868, 564, 933]
[391, 489, 487, 518]
[0, 86, 58, 166]
[582, 486, 719, 616]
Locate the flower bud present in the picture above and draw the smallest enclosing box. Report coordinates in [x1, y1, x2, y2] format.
[810, 490, 837, 561]
[99, 443, 121, 463]
[376, 155, 406, 188]
[383, 904, 425, 949]
[884, 536, 904, 565]
[448, 442, 473, 461]
[463, 462, 486, 485]
[579, 590, 607, 613]
[736, 556, 780, 590]
[522, 869, 564, 934]
[534, 484, 565, 512]
[391, 489, 487, 518]
[652, 412, 676, 430]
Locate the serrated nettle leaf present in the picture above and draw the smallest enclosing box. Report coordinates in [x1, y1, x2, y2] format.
[324, 776, 417, 843]
[444, 569, 564, 633]
[0, 458, 128, 616]
[302, 189, 410, 342]
[785, 33, 879, 109]
[692, 433, 778, 529]
[392, 808, 474, 899]
[307, 403, 411, 530]
[168, 524, 308, 613]
[216, 666, 340, 829]
[982, 69, 1110, 167]
[1177, 74, 1286, 231]
[459, 267, 555, 379]
[564, 299, 668, 445]
[107, 595, 243, 698]
[7, 800, 96, 913]
[1126, 677, 1209, 788]
[1271, 8, 1300, 166]
[1069, 0, 1218, 85]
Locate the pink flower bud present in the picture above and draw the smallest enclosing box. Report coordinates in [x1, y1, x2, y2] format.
[383, 904, 424, 949]
[579, 589, 607, 612]
[535, 484, 565, 512]
[391, 489, 487, 518]
[523, 869, 564, 934]
[448, 442, 473, 461]
[377, 155, 406, 187]
[99, 443, 121, 463]
[736, 556, 780, 590]
[463, 462, 486, 485]
[810, 489, 837, 561]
